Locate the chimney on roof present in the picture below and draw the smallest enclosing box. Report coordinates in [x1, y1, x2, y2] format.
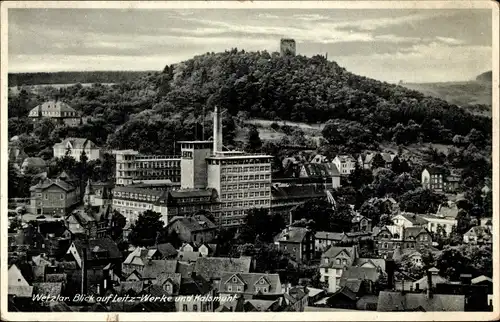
[385, 259, 395, 290]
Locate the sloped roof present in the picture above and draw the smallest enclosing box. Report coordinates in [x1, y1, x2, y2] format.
[301, 163, 340, 177]
[436, 203, 459, 218]
[54, 138, 98, 150]
[404, 227, 429, 239]
[177, 251, 201, 263]
[194, 257, 252, 281]
[141, 260, 178, 280]
[377, 291, 464, 311]
[322, 246, 357, 260]
[113, 281, 144, 294]
[341, 266, 379, 282]
[45, 273, 67, 283]
[355, 258, 386, 271]
[33, 282, 63, 297]
[397, 213, 428, 226]
[413, 273, 448, 290]
[465, 226, 491, 237]
[168, 215, 217, 232]
[315, 231, 347, 241]
[275, 227, 310, 243]
[471, 275, 492, 284]
[8, 285, 33, 298]
[245, 299, 278, 312]
[22, 157, 47, 168]
[177, 261, 194, 279]
[72, 238, 122, 261]
[30, 178, 75, 192]
[29, 101, 78, 116]
[220, 272, 281, 294]
[150, 243, 177, 259]
[179, 274, 213, 296]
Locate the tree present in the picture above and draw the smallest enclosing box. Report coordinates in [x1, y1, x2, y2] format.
[245, 126, 262, 153]
[399, 188, 447, 214]
[455, 209, 473, 235]
[436, 247, 474, 281]
[348, 162, 373, 189]
[128, 210, 166, 247]
[237, 208, 285, 244]
[371, 153, 386, 169]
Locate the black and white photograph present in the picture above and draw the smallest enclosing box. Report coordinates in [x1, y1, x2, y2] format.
[2, 1, 498, 320]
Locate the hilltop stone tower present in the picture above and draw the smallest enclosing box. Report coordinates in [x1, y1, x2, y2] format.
[280, 38, 296, 57]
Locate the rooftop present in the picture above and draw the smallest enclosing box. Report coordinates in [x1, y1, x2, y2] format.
[194, 257, 252, 281]
[377, 291, 465, 311]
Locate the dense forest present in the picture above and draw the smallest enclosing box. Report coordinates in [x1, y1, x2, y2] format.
[8, 49, 492, 159]
[8, 71, 154, 86]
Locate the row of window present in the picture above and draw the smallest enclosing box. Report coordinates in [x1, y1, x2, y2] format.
[323, 268, 342, 276]
[221, 219, 245, 225]
[221, 174, 271, 182]
[221, 166, 271, 174]
[221, 191, 270, 199]
[223, 199, 270, 208]
[36, 111, 78, 117]
[113, 192, 160, 201]
[113, 199, 154, 209]
[221, 183, 270, 191]
[324, 258, 348, 265]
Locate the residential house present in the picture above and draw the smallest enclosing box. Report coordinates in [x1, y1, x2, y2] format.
[65, 209, 98, 238]
[420, 214, 457, 236]
[274, 226, 315, 263]
[28, 100, 82, 126]
[463, 226, 492, 244]
[177, 242, 217, 263]
[391, 213, 428, 229]
[21, 157, 47, 175]
[373, 226, 432, 258]
[65, 237, 123, 270]
[393, 250, 424, 268]
[8, 264, 33, 298]
[28, 174, 81, 216]
[351, 213, 372, 233]
[354, 258, 386, 271]
[358, 152, 398, 170]
[166, 214, 217, 244]
[53, 138, 103, 161]
[339, 266, 380, 296]
[421, 168, 459, 192]
[218, 272, 282, 303]
[148, 243, 178, 260]
[193, 257, 252, 287]
[84, 181, 114, 207]
[412, 267, 448, 291]
[332, 155, 356, 175]
[297, 163, 341, 188]
[377, 291, 465, 311]
[319, 246, 359, 292]
[122, 247, 164, 276]
[176, 274, 216, 312]
[310, 154, 329, 164]
[315, 232, 348, 253]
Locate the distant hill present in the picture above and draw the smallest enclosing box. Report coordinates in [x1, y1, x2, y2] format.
[8, 71, 154, 86]
[476, 70, 492, 82]
[402, 75, 491, 115]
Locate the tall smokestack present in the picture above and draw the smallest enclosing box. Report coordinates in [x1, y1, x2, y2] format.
[213, 106, 223, 152]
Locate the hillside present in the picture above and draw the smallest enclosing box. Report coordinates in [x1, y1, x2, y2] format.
[8, 50, 492, 157]
[8, 71, 154, 86]
[402, 80, 491, 115]
[476, 70, 492, 82]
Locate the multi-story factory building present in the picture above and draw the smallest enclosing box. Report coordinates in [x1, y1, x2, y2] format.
[113, 150, 181, 186]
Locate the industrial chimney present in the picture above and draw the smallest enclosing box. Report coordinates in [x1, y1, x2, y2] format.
[81, 247, 87, 295]
[427, 269, 433, 299]
[385, 259, 395, 290]
[213, 106, 223, 153]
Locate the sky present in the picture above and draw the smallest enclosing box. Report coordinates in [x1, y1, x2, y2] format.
[8, 8, 492, 83]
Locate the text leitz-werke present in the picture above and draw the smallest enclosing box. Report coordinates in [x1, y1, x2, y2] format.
[32, 294, 237, 303]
